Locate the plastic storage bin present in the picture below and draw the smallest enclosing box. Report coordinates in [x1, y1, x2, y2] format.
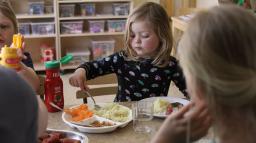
[31, 22, 55, 35]
[112, 3, 130, 16]
[29, 2, 45, 15]
[45, 5, 53, 14]
[89, 20, 105, 33]
[18, 23, 30, 35]
[80, 3, 95, 16]
[107, 20, 126, 32]
[67, 51, 90, 64]
[60, 21, 83, 34]
[91, 40, 115, 60]
[60, 4, 75, 17]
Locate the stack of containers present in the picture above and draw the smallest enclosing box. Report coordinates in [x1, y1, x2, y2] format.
[60, 4, 84, 34]
[18, 22, 55, 35]
[18, 1, 55, 35]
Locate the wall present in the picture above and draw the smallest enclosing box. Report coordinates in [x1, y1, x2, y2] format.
[197, 0, 219, 8]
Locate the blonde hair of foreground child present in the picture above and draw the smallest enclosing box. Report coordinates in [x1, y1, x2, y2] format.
[178, 5, 256, 142]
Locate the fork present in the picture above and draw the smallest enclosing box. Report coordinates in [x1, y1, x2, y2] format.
[84, 91, 101, 110]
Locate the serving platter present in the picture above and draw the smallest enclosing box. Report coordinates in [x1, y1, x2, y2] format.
[38, 128, 89, 143]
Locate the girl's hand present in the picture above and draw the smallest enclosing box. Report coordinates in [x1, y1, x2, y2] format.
[151, 102, 212, 143]
[69, 68, 89, 91]
[17, 41, 27, 60]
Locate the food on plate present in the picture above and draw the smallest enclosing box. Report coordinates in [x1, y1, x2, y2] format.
[153, 98, 170, 113]
[89, 120, 115, 127]
[38, 131, 81, 143]
[93, 103, 130, 122]
[166, 103, 173, 115]
[64, 104, 93, 122]
[153, 98, 184, 115]
[166, 102, 184, 115]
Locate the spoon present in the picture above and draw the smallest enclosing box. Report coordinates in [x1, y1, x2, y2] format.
[49, 102, 63, 111]
[84, 91, 101, 110]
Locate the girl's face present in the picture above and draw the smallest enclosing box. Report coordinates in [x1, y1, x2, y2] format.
[129, 20, 160, 58]
[0, 12, 15, 48]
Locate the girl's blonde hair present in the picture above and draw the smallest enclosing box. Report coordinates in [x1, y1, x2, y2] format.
[0, 1, 18, 33]
[178, 5, 256, 139]
[124, 2, 172, 67]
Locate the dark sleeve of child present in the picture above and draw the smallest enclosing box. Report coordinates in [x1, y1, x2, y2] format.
[170, 57, 189, 99]
[22, 52, 35, 69]
[77, 52, 123, 80]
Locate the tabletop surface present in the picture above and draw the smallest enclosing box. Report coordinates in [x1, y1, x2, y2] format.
[47, 102, 163, 143]
[47, 102, 212, 143]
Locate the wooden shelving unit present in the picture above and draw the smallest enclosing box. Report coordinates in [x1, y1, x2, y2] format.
[57, 0, 133, 72]
[10, 0, 58, 71]
[10, 0, 133, 74]
[59, 15, 128, 20]
[59, 32, 124, 37]
[16, 14, 55, 19]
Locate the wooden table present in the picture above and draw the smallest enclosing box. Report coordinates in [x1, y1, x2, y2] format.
[171, 16, 189, 56]
[47, 102, 163, 143]
[47, 102, 212, 143]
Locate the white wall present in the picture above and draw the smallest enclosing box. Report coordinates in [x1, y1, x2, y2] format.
[197, 0, 219, 8]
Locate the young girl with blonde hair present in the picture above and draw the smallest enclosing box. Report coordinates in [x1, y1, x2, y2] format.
[152, 5, 256, 143]
[70, 2, 187, 101]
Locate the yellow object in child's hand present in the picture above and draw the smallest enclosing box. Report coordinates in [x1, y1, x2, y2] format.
[0, 45, 21, 70]
[12, 33, 23, 49]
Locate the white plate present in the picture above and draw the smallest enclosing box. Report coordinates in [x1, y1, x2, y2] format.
[62, 103, 132, 133]
[45, 128, 88, 143]
[141, 96, 190, 118]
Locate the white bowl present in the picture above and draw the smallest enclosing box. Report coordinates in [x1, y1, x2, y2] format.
[62, 103, 132, 133]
